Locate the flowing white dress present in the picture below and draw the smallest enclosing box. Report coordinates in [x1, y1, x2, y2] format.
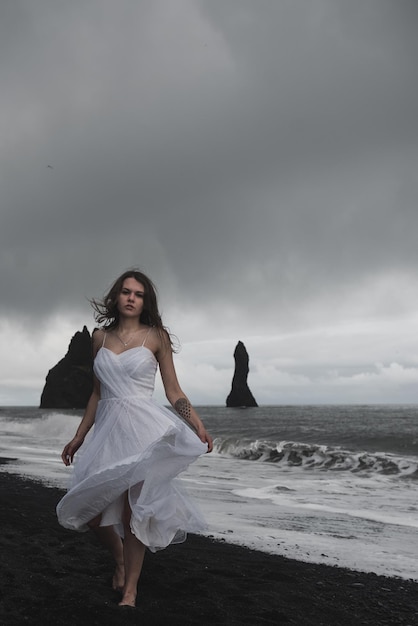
[56, 337, 208, 552]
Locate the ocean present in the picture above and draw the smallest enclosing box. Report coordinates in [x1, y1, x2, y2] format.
[1, 404, 418, 580]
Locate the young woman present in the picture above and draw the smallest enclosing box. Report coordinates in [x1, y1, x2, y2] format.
[56, 269, 213, 607]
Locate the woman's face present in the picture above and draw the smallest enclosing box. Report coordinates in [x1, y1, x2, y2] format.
[117, 277, 145, 319]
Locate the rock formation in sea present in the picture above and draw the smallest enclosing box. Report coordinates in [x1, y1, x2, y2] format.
[40, 326, 93, 409]
[226, 341, 258, 407]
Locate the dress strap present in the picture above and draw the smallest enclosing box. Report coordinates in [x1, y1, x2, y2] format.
[141, 327, 152, 347]
[102, 330, 107, 347]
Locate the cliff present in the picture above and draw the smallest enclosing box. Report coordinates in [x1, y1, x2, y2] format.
[40, 326, 93, 409]
[226, 341, 258, 407]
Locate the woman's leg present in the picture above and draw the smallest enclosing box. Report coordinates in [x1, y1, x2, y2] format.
[119, 492, 146, 607]
[88, 514, 125, 591]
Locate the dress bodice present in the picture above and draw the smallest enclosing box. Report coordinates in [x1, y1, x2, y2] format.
[94, 346, 158, 400]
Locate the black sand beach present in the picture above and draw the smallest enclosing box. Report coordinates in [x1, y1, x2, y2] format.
[1, 470, 418, 625]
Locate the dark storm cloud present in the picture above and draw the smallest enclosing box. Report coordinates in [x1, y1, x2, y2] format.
[1, 0, 417, 331]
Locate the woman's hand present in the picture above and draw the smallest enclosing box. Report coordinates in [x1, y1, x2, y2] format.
[61, 436, 84, 466]
[197, 425, 213, 453]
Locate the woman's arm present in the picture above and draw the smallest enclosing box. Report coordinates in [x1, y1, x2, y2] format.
[61, 330, 103, 465]
[157, 332, 213, 452]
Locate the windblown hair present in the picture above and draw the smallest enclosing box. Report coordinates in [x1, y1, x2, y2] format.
[91, 269, 176, 350]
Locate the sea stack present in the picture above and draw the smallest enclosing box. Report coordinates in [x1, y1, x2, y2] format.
[226, 341, 258, 407]
[40, 326, 93, 409]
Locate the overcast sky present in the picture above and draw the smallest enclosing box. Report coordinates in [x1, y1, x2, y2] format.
[1, 0, 418, 406]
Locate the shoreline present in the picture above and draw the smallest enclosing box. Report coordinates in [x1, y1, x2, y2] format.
[1, 472, 418, 624]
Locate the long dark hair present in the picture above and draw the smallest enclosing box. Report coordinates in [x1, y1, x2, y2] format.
[91, 269, 175, 349]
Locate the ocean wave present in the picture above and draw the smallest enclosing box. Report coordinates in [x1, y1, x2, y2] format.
[213, 437, 418, 477]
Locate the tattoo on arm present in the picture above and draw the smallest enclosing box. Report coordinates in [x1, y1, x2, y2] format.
[174, 397, 192, 423]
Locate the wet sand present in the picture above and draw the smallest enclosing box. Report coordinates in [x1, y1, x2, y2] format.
[1, 471, 418, 625]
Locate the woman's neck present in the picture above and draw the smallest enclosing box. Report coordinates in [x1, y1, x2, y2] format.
[116, 320, 142, 333]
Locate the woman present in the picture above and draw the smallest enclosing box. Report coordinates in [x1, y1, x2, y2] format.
[56, 269, 213, 608]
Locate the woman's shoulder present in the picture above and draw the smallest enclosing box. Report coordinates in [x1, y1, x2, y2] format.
[92, 326, 107, 338]
[91, 327, 107, 351]
[146, 326, 172, 355]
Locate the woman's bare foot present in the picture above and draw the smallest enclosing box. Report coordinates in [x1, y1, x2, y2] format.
[118, 590, 137, 607]
[112, 563, 125, 592]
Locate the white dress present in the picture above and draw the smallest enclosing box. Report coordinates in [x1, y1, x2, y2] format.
[56, 333, 208, 552]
